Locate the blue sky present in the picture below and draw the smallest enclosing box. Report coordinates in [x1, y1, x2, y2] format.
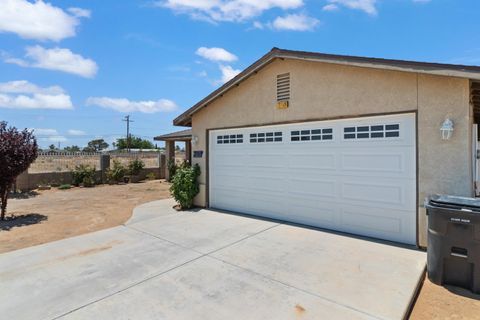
[0, 0, 479, 149]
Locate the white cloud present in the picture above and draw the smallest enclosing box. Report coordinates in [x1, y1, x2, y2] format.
[252, 21, 264, 29]
[67, 129, 86, 136]
[67, 7, 91, 18]
[157, 0, 304, 22]
[33, 128, 58, 136]
[328, 0, 377, 15]
[0, 80, 64, 95]
[5, 46, 98, 78]
[197, 70, 208, 77]
[218, 65, 241, 84]
[0, 0, 89, 41]
[271, 14, 319, 31]
[0, 80, 73, 110]
[31, 128, 67, 143]
[49, 136, 67, 142]
[322, 4, 339, 11]
[86, 97, 178, 113]
[196, 47, 238, 62]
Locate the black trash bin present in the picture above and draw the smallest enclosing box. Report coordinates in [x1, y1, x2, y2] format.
[426, 195, 480, 293]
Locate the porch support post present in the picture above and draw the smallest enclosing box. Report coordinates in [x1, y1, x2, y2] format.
[165, 140, 175, 181]
[185, 140, 192, 164]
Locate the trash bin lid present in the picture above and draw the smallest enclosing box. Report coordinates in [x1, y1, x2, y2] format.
[429, 194, 480, 211]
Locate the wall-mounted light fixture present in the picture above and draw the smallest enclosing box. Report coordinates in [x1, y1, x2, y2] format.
[440, 118, 454, 140]
[192, 135, 199, 145]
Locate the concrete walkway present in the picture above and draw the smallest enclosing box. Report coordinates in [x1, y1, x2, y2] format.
[0, 199, 426, 320]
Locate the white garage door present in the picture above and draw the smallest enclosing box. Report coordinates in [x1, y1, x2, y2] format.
[209, 113, 417, 244]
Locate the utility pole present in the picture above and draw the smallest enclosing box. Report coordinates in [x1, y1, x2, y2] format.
[122, 115, 134, 152]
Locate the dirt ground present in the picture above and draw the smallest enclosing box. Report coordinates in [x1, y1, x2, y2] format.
[0, 180, 171, 254]
[410, 276, 480, 319]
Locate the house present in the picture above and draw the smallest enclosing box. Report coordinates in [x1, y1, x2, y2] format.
[156, 48, 480, 248]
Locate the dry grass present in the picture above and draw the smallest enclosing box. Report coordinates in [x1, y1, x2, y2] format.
[411, 277, 480, 319]
[0, 180, 172, 253]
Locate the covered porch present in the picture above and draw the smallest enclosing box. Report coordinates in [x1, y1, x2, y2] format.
[154, 129, 192, 180]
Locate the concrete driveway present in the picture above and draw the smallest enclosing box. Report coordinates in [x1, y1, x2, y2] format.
[0, 199, 425, 320]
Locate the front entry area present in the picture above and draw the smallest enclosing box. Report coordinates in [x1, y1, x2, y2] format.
[209, 113, 417, 245]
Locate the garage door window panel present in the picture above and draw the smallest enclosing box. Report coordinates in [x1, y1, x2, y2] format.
[343, 124, 400, 140]
[250, 132, 283, 143]
[291, 128, 334, 142]
[217, 134, 243, 144]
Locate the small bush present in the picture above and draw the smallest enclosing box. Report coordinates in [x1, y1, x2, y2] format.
[82, 176, 95, 187]
[72, 164, 96, 187]
[170, 163, 201, 210]
[58, 184, 71, 190]
[128, 158, 145, 175]
[146, 172, 156, 180]
[106, 160, 126, 183]
[167, 159, 177, 182]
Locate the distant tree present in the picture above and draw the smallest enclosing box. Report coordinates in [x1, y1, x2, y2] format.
[175, 145, 180, 151]
[115, 136, 155, 150]
[49, 144, 56, 150]
[83, 139, 109, 152]
[0, 122, 38, 220]
[64, 145, 80, 152]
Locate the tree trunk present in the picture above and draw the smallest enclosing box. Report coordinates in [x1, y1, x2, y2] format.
[0, 185, 8, 221]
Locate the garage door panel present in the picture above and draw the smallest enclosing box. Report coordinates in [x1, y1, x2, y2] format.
[342, 181, 404, 206]
[247, 165, 285, 175]
[210, 113, 417, 245]
[341, 209, 402, 234]
[288, 202, 337, 224]
[249, 176, 285, 192]
[339, 209, 415, 243]
[341, 153, 404, 173]
[247, 154, 286, 168]
[211, 189, 250, 212]
[288, 153, 336, 170]
[213, 153, 247, 165]
[243, 193, 289, 216]
[340, 176, 415, 208]
[289, 178, 337, 198]
[213, 176, 250, 189]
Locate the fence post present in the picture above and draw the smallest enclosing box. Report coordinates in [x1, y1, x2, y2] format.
[159, 154, 166, 179]
[15, 170, 29, 191]
[100, 154, 110, 183]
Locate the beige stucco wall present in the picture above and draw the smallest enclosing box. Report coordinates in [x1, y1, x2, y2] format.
[190, 58, 472, 247]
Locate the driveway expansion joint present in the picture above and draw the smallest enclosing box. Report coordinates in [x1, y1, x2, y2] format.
[53, 223, 283, 319]
[52, 253, 208, 320]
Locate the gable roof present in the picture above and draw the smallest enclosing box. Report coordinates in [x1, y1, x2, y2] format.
[174, 47, 480, 126]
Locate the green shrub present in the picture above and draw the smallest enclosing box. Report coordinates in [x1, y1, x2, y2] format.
[72, 164, 96, 187]
[167, 159, 177, 182]
[106, 160, 126, 183]
[58, 184, 71, 190]
[128, 158, 145, 175]
[82, 176, 95, 187]
[170, 163, 201, 210]
[146, 172, 156, 180]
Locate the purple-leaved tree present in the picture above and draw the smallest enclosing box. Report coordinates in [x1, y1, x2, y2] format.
[0, 122, 38, 220]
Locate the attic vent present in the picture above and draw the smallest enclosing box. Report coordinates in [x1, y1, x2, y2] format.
[276, 73, 290, 102]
